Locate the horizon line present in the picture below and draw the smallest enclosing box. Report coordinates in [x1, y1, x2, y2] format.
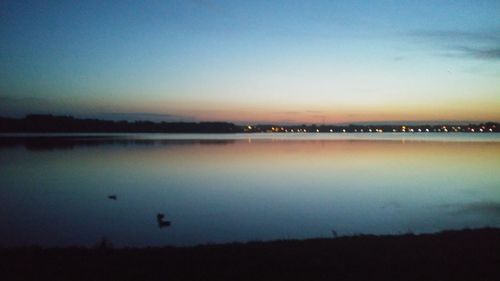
[2, 114, 499, 127]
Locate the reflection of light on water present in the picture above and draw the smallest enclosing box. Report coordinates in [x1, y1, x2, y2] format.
[1, 135, 499, 247]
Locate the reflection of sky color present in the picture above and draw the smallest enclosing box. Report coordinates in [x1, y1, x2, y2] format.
[1, 1, 499, 123]
[1, 136, 499, 247]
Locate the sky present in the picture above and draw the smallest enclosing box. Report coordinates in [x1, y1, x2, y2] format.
[1, 0, 499, 124]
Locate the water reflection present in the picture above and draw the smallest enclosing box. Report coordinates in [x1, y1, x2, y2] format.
[0, 134, 499, 247]
[441, 201, 500, 216]
[0, 136, 236, 151]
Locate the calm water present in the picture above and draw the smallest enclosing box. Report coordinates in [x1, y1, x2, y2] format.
[1, 133, 499, 247]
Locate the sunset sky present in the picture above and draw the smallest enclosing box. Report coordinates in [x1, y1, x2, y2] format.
[1, 0, 499, 124]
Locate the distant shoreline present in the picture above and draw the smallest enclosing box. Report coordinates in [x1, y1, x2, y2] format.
[2, 227, 499, 281]
[1, 114, 498, 133]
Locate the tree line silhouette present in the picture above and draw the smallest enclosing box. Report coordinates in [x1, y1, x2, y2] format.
[0, 115, 239, 133]
[0, 114, 498, 133]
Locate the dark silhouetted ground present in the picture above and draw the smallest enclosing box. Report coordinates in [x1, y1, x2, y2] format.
[1, 228, 499, 281]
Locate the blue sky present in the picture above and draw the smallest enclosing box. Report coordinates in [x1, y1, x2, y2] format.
[1, 0, 499, 123]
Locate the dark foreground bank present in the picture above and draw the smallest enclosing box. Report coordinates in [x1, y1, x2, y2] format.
[1, 228, 499, 281]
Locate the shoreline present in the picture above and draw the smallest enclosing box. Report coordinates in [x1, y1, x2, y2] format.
[2, 227, 499, 280]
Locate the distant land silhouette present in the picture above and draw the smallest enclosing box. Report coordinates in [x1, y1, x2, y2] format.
[0, 114, 498, 133]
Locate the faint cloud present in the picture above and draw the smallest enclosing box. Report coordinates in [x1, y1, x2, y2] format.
[409, 29, 500, 61]
[410, 30, 500, 43]
[275, 111, 301, 115]
[275, 110, 324, 115]
[449, 46, 500, 60]
[94, 112, 194, 122]
[305, 110, 323, 114]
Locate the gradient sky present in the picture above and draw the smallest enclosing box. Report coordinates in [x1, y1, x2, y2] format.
[1, 0, 499, 124]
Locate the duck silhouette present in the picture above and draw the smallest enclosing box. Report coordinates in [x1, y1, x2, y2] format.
[156, 213, 171, 228]
[107, 195, 117, 200]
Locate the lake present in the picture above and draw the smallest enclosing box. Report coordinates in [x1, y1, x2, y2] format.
[1, 133, 499, 247]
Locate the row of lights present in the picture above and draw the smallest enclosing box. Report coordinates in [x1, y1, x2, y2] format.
[246, 125, 495, 133]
